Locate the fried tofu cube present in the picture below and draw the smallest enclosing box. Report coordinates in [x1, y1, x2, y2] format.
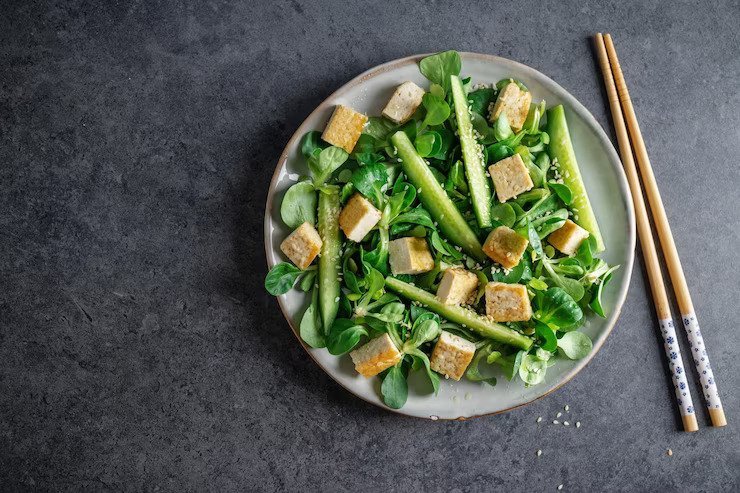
[483, 226, 528, 269]
[339, 193, 382, 242]
[280, 222, 323, 270]
[548, 219, 590, 256]
[436, 268, 479, 305]
[485, 282, 532, 322]
[388, 237, 434, 275]
[382, 81, 425, 124]
[321, 105, 368, 153]
[489, 154, 534, 203]
[489, 82, 532, 132]
[430, 331, 476, 381]
[349, 333, 403, 377]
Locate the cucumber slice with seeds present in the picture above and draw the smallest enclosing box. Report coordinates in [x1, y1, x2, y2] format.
[450, 75, 493, 228]
[385, 277, 533, 350]
[390, 131, 486, 262]
[547, 105, 605, 252]
[318, 187, 341, 332]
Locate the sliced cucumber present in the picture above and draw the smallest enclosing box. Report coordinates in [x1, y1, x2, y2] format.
[546, 105, 605, 252]
[385, 277, 533, 350]
[318, 187, 341, 332]
[450, 75, 493, 228]
[390, 131, 486, 262]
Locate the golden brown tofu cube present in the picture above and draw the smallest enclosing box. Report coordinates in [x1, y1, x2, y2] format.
[388, 237, 435, 275]
[489, 154, 534, 203]
[548, 219, 590, 256]
[338, 193, 382, 242]
[321, 105, 368, 153]
[349, 333, 403, 377]
[279, 222, 323, 270]
[485, 282, 532, 322]
[436, 268, 479, 305]
[382, 81, 425, 124]
[483, 226, 528, 269]
[489, 82, 532, 132]
[430, 331, 476, 381]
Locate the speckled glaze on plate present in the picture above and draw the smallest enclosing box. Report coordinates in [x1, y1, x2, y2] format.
[264, 53, 636, 420]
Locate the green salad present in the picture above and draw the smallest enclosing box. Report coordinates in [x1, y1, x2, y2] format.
[266, 50, 618, 409]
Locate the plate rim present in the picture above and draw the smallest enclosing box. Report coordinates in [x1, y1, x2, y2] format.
[263, 52, 636, 420]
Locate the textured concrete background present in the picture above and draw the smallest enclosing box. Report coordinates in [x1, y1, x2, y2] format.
[1, 0, 738, 491]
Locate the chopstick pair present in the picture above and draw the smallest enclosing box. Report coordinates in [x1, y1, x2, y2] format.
[593, 33, 726, 432]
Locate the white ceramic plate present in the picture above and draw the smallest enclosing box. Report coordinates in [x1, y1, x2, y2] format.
[264, 53, 635, 420]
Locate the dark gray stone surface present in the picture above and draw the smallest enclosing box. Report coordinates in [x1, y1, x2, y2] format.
[1, 0, 738, 491]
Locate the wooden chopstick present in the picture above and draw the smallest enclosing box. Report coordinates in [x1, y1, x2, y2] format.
[601, 34, 726, 428]
[593, 34, 698, 432]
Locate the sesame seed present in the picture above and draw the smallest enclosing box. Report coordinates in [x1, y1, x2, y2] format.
[552, 420, 560, 425]
[556, 412, 562, 418]
[557, 485, 563, 491]
[334, 297, 340, 302]
[537, 450, 542, 457]
[667, 449, 673, 457]
[537, 417, 542, 423]
[576, 421, 581, 428]
[564, 405, 569, 411]
[563, 421, 570, 426]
